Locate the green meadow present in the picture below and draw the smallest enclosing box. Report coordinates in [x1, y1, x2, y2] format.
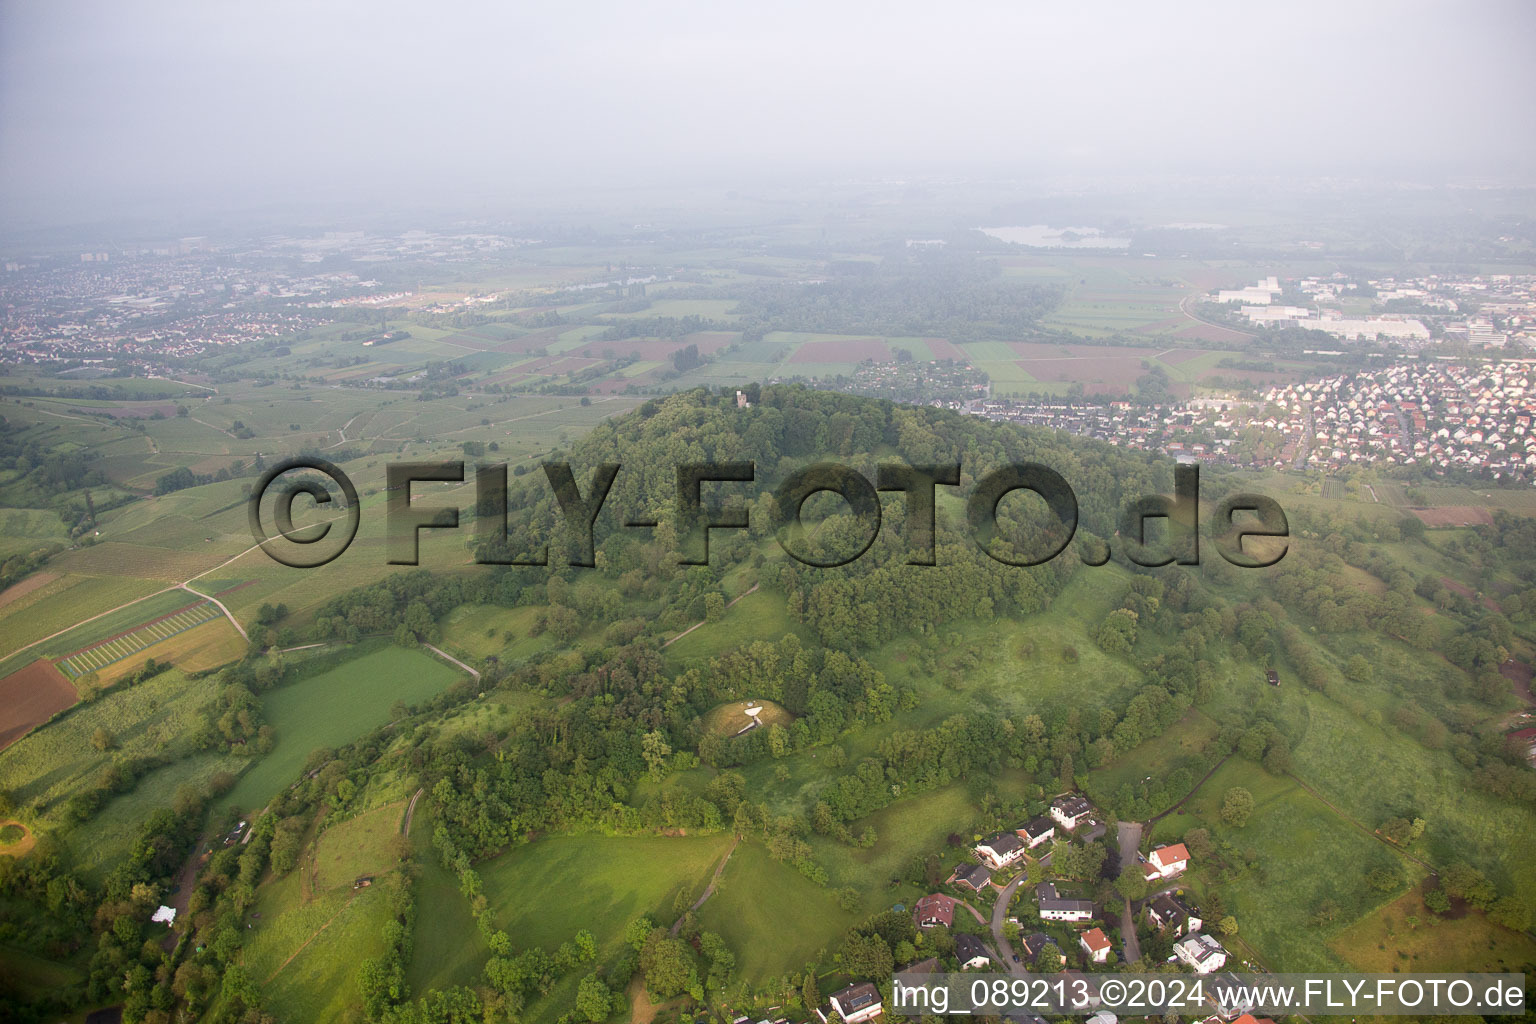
[217, 644, 464, 815]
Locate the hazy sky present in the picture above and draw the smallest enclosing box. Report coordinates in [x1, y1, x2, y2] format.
[2, 0, 1533, 224]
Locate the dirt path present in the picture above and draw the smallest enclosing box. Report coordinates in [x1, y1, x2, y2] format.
[1, 584, 180, 660]
[1285, 772, 1437, 872]
[1147, 754, 1231, 823]
[180, 582, 249, 642]
[662, 583, 760, 648]
[668, 836, 739, 936]
[167, 832, 212, 920]
[401, 788, 424, 836]
[424, 643, 479, 680]
[265, 892, 358, 983]
[1178, 293, 1257, 340]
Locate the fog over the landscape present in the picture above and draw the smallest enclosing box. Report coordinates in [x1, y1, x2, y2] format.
[2, 0, 1534, 224]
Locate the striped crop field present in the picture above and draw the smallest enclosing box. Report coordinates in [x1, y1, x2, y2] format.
[55, 601, 223, 678]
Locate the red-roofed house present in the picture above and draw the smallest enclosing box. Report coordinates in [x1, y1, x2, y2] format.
[914, 893, 956, 929]
[1143, 843, 1189, 881]
[1079, 927, 1112, 963]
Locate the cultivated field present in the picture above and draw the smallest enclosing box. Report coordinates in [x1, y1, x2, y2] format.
[0, 660, 76, 751]
[55, 600, 221, 677]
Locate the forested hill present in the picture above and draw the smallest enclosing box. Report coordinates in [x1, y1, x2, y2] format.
[488, 382, 1190, 559]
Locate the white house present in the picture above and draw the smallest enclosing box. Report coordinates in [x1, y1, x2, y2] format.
[1037, 882, 1095, 923]
[1016, 816, 1055, 848]
[975, 832, 1026, 870]
[1079, 927, 1112, 963]
[1174, 933, 1228, 974]
[1050, 795, 1094, 831]
[1142, 843, 1189, 881]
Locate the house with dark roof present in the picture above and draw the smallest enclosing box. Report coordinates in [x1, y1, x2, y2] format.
[956, 933, 992, 970]
[1145, 893, 1201, 937]
[828, 981, 883, 1023]
[898, 956, 939, 975]
[914, 893, 955, 929]
[1037, 882, 1095, 922]
[1019, 932, 1065, 966]
[949, 862, 992, 892]
[1017, 816, 1055, 848]
[975, 831, 1026, 869]
[1050, 794, 1094, 831]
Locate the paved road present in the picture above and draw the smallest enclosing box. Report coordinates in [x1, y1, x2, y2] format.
[989, 875, 1029, 974]
[1116, 821, 1143, 964]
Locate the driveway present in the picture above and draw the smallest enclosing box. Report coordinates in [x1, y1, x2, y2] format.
[1116, 821, 1143, 963]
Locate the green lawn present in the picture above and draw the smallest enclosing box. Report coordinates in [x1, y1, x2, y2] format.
[313, 800, 407, 891]
[405, 809, 487, 996]
[244, 869, 396, 1022]
[217, 645, 465, 815]
[439, 604, 556, 662]
[482, 832, 732, 949]
[697, 840, 860, 983]
[1159, 758, 1424, 972]
[663, 586, 799, 664]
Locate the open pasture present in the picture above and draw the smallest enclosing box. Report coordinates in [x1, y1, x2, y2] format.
[216, 644, 465, 815]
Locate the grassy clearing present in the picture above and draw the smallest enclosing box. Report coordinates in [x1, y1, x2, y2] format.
[0, 667, 217, 827]
[313, 800, 407, 891]
[664, 587, 800, 664]
[1329, 883, 1536, 973]
[439, 604, 556, 662]
[1089, 707, 1221, 796]
[700, 699, 794, 738]
[697, 840, 861, 983]
[405, 809, 487, 995]
[244, 868, 395, 1022]
[72, 752, 247, 881]
[1160, 758, 1423, 972]
[218, 645, 464, 815]
[1273, 682, 1536, 899]
[482, 833, 732, 948]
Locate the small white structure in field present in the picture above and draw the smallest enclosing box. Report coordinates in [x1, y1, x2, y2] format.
[733, 703, 766, 737]
[152, 905, 177, 926]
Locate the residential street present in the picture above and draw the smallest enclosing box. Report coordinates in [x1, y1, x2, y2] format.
[989, 875, 1028, 974]
[1116, 821, 1143, 963]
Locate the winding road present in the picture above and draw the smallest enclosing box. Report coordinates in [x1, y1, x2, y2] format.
[989, 875, 1028, 973]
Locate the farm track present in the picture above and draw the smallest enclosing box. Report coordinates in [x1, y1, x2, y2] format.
[1284, 773, 1437, 873]
[265, 892, 359, 984]
[668, 835, 739, 936]
[424, 643, 479, 680]
[401, 788, 423, 836]
[662, 582, 760, 648]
